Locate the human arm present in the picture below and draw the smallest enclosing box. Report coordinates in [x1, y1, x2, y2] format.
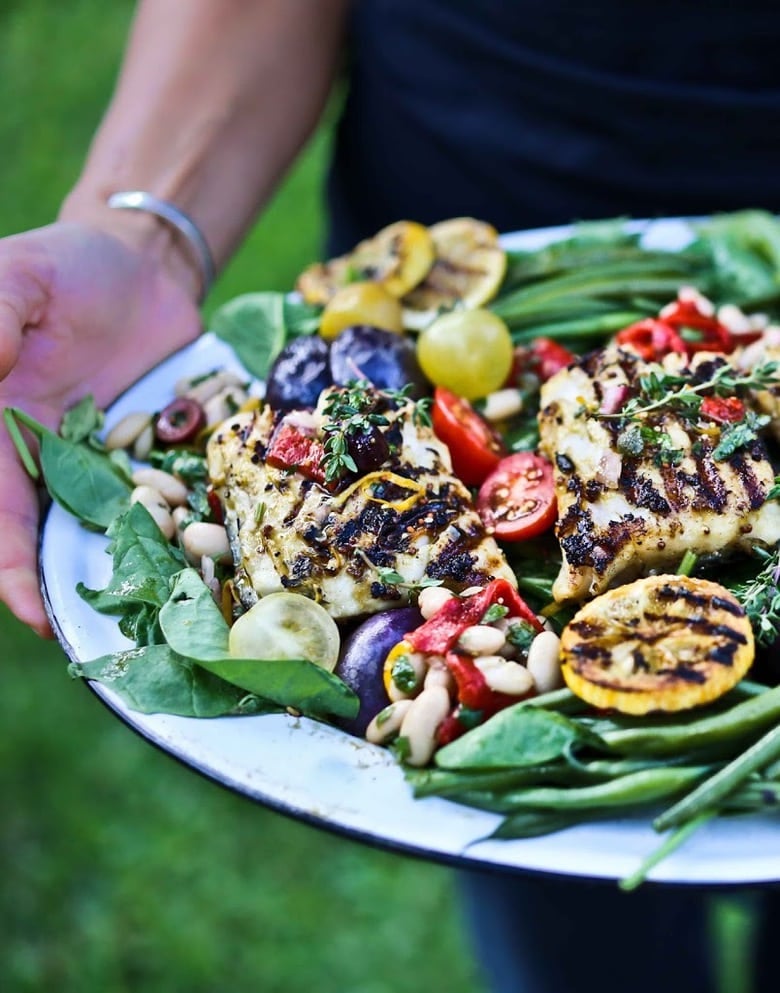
[0, 0, 350, 635]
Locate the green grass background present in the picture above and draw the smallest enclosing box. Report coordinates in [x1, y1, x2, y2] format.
[0, 4, 764, 993]
[0, 4, 486, 991]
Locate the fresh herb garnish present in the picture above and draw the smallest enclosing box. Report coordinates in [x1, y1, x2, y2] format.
[374, 566, 443, 594]
[320, 381, 432, 482]
[598, 359, 779, 423]
[731, 546, 780, 646]
[711, 410, 771, 461]
[481, 604, 509, 624]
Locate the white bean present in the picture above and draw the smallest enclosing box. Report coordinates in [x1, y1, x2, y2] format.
[131, 467, 189, 507]
[526, 631, 563, 694]
[417, 585, 455, 619]
[181, 521, 232, 565]
[480, 388, 524, 423]
[365, 700, 413, 745]
[172, 505, 193, 531]
[423, 658, 455, 695]
[132, 423, 155, 461]
[130, 486, 175, 540]
[203, 386, 250, 426]
[131, 484, 170, 511]
[176, 370, 245, 404]
[474, 655, 535, 696]
[105, 412, 152, 451]
[716, 302, 753, 334]
[457, 624, 506, 657]
[399, 686, 451, 766]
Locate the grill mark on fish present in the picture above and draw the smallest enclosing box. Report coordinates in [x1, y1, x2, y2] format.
[619, 460, 670, 515]
[728, 449, 767, 510]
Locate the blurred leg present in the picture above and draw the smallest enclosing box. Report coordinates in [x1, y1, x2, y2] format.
[459, 869, 715, 993]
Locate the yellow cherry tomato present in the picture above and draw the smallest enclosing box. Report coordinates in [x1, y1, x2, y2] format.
[416, 308, 513, 399]
[319, 282, 404, 340]
[228, 592, 341, 671]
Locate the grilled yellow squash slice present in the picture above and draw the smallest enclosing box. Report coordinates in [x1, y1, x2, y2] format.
[560, 574, 754, 714]
[296, 220, 435, 305]
[401, 217, 507, 331]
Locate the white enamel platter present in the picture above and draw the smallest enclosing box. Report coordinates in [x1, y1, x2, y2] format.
[40, 218, 780, 885]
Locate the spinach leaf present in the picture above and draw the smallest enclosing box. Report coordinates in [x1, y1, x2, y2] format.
[5, 406, 132, 529]
[59, 394, 105, 446]
[210, 291, 321, 379]
[70, 644, 269, 718]
[434, 705, 603, 770]
[79, 502, 187, 609]
[159, 570, 358, 720]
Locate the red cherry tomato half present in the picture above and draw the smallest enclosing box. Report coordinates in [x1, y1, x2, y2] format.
[431, 387, 506, 487]
[508, 337, 576, 385]
[477, 452, 557, 541]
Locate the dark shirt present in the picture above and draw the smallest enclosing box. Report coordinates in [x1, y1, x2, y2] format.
[326, 0, 780, 253]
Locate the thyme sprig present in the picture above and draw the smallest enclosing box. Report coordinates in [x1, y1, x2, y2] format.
[732, 546, 780, 646]
[356, 549, 443, 594]
[598, 359, 780, 423]
[320, 380, 432, 482]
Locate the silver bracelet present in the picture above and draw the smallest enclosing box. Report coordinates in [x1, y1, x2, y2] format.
[107, 190, 216, 302]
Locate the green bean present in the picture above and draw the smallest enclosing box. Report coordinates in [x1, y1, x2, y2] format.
[492, 804, 652, 840]
[492, 296, 618, 326]
[601, 684, 780, 758]
[653, 725, 780, 832]
[619, 813, 714, 892]
[722, 781, 780, 811]
[485, 765, 711, 812]
[492, 263, 692, 312]
[501, 242, 663, 283]
[406, 763, 576, 800]
[515, 686, 587, 714]
[508, 311, 648, 343]
[763, 757, 780, 780]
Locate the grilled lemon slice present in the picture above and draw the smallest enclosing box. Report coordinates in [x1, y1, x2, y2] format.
[401, 217, 507, 331]
[296, 220, 435, 305]
[560, 574, 754, 715]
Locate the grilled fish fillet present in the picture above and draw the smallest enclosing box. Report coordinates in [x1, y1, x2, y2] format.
[206, 389, 515, 619]
[734, 325, 780, 442]
[539, 345, 780, 603]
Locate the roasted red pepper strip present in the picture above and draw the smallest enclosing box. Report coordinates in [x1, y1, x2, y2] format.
[436, 711, 469, 747]
[265, 419, 327, 486]
[405, 579, 543, 655]
[444, 652, 522, 713]
[661, 301, 736, 355]
[615, 318, 686, 362]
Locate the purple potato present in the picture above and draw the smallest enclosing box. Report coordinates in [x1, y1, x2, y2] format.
[335, 606, 424, 736]
[329, 326, 430, 398]
[265, 335, 332, 411]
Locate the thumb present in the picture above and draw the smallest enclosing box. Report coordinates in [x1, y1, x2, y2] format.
[0, 441, 52, 637]
[0, 242, 50, 380]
